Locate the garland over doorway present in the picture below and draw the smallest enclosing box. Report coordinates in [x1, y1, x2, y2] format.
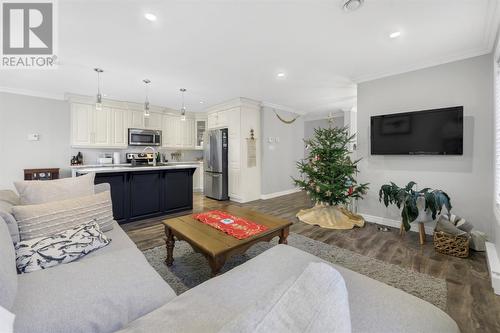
[273, 108, 301, 124]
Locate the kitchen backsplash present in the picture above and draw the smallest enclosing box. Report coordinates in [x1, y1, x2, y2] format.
[71, 148, 204, 165]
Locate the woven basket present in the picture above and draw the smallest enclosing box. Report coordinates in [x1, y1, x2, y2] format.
[433, 231, 469, 258]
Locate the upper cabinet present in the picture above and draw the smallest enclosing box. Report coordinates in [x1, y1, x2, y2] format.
[195, 118, 207, 149]
[110, 108, 128, 147]
[207, 110, 228, 129]
[145, 112, 162, 130]
[162, 115, 196, 149]
[130, 110, 144, 129]
[71, 103, 93, 146]
[69, 95, 205, 149]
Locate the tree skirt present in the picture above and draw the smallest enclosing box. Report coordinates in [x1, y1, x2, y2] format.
[296, 205, 365, 229]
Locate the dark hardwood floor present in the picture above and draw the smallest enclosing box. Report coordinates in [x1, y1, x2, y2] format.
[122, 191, 500, 333]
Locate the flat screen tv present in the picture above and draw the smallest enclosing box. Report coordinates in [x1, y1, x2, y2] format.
[370, 106, 463, 155]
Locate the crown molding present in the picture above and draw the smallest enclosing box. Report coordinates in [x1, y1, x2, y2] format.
[0, 86, 65, 100]
[260, 101, 306, 115]
[205, 97, 261, 113]
[353, 46, 492, 83]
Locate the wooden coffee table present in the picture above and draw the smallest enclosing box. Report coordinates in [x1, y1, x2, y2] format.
[163, 206, 292, 276]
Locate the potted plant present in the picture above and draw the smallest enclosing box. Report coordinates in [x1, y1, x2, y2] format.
[379, 181, 452, 231]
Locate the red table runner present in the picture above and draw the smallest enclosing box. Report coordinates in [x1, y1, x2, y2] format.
[192, 210, 268, 240]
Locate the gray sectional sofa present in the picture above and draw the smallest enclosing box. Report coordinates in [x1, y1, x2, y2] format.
[0, 186, 460, 333]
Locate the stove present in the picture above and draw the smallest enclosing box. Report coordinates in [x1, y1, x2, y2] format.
[126, 152, 155, 166]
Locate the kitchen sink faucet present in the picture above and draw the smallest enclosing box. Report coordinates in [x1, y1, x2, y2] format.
[142, 146, 157, 166]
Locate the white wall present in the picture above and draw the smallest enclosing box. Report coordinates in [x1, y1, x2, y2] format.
[356, 54, 495, 236]
[260, 107, 304, 195]
[0, 92, 72, 189]
[0, 92, 204, 190]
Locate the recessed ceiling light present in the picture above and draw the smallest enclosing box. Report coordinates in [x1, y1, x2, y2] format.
[389, 31, 401, 39]
[277, 72, 286, 78]
[199, 101, 204, 104]
[144, 13, 157, 22]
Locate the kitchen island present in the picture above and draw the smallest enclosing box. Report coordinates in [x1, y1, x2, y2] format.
[75, 164, 197, 224]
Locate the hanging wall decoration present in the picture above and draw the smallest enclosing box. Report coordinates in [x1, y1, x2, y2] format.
[273, 108, 300, 124]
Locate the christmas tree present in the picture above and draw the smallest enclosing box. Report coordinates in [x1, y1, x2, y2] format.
[294, 123, 368, 207]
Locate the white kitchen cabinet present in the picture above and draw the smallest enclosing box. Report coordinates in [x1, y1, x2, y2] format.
[180, 118, 195, 148]
[71, 103, 112, 147]
[93, 107, 111, 146]
[195, 118, 207, 149]
[71, 103, 93, 146]
[207, 111, 229, 129]
[207, 113, 218, 129]
[145, 112, 162, 130]
[110, 108, 128, 147]
[130, 110, 144, 129]
[162, 114, 181, 148]
[162, 115, 196, 149]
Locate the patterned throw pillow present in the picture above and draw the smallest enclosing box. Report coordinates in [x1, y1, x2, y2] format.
[15, 222, 111, 273]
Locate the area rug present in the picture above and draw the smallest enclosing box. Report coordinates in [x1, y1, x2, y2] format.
[143, 232, 447, 310]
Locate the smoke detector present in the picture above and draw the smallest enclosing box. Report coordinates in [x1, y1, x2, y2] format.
[342, 0, 364, 11]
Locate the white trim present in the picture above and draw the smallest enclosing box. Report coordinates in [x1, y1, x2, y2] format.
[354, 47, 492, 83]
[360, 213, 434, 235]
[486, 242, 500, 295]
[205, 97, 261, 113]
[261, 101, 306, 115]
[0, 86, 65, 100]
[260, 188, 301, 200]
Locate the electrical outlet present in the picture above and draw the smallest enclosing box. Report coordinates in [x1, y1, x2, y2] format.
[275, 137, 280, 143]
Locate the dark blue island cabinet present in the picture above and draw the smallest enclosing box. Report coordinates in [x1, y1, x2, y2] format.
[93, 168, 195, 224]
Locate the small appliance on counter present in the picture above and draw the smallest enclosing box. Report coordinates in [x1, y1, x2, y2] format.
[113, 152, 121, 165]
[128, 128, 162, 146]
[126, 152, 155, 166]
[97, 153, 113, 165]
[204, 128, 229, 200]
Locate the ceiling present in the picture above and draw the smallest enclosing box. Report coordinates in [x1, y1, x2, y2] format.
[0, 0, 498, 113]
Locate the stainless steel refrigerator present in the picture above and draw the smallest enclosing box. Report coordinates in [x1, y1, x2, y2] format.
[204, 128, 229, 200]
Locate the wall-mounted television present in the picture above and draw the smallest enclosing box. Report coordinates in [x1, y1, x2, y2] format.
[370, 106, 463, 155]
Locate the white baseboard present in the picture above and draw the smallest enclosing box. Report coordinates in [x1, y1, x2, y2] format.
[486, 242, 500, 295]
[360, 213, 434, 235]
[261, 188, 301, 200]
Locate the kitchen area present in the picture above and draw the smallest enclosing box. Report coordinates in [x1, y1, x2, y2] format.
[67, 95, 262, 224]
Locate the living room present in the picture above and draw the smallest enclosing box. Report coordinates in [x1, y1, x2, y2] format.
[1, 0, 500, 332]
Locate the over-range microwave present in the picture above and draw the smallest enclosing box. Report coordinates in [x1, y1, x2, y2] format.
[128, 128, 162, 146]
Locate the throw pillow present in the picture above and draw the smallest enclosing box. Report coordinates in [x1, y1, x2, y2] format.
[14, 173, 95, 205]
[435, 215, 467, 236]
[12, 191, 114, 241]
[15, 221, 110, 273]
[219, 262, 351, 333]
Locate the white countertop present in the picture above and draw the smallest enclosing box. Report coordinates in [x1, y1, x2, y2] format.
[73, 163, 201, 174]
[70, 161, 203, 169]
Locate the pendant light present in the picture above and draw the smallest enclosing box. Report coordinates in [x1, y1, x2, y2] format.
[143, 79, 151, 118]
[94, 68, 103, 111]
[180, 88, 187, 121]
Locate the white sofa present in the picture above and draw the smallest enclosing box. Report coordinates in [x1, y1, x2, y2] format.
[0, 187, 460, 333]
